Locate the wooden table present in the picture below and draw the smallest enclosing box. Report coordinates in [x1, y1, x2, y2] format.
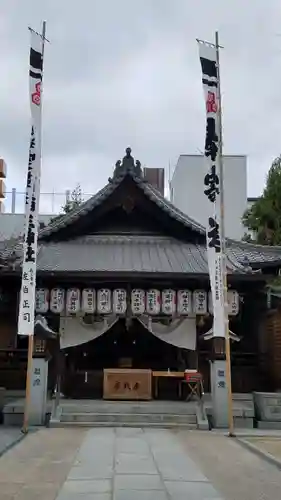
[103, 369, 152, 400]
[152, 371, 185, 398]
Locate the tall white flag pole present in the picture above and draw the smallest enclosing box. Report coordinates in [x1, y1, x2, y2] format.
[21, 21, 48, 435]
[197, 33, 234, 435]
[215, 30, 234, 437]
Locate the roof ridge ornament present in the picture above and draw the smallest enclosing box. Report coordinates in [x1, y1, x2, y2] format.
[112, 147, 142, 179]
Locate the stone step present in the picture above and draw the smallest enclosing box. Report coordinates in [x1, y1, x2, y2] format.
[60, 412, 197, 424]
[50, 420, 197, 429]
[60, 403, 197, 415]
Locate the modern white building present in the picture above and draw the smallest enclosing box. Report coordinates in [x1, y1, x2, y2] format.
[170, 154, 248, 240]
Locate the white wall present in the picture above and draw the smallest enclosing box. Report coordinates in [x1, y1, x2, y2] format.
[171, 155, 247, 240]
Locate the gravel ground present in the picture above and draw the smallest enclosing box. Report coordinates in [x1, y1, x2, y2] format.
[243, 437, 281, 461]
[0, 428, 86, 500]
[176, 430, 281, 500]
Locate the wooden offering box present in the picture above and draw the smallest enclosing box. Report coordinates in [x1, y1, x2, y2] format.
[103, 368, 152, 400]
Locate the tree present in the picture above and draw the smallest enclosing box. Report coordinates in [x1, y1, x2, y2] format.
[61, 184, 84, 214]
[243, 156, 281, 245]
[50, 184, 84, 224]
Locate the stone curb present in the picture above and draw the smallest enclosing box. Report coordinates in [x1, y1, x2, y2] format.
[236, 437, 281, 471]
[0, 431, 26, 458]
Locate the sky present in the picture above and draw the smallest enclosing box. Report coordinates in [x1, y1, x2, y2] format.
[1, 0, 281, 213]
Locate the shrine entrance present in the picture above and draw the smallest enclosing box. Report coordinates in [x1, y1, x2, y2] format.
[60, 318, 190, 399]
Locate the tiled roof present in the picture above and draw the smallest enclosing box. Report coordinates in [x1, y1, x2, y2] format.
[34, 235, 248, 275]
[1, 234, 280, 276]
[38, 150, 206, 239]
[227, 240, 281, 265]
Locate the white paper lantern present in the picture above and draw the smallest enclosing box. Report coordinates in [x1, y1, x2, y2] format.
[50, 288, 65, 314]
[146, 289, 161, 315]
[113, 289, 127, 314]
[177, 290, 192, 315]
[35, 288, 49, 313]
[228, 290, 239, 316]
[97, 289, 112, 314]
[193, 290, 207, 315]
[82, 289, 96, 314]
[162, 289, 176, 315]
[66, 288, 81, 314]
[131, 289, 145, 315]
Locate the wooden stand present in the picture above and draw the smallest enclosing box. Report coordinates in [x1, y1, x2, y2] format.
[103, 369, 152, 400]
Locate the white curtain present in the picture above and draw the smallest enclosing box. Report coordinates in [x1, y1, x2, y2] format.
[137, 315, 197, 351]
[59, 314, 118, 349]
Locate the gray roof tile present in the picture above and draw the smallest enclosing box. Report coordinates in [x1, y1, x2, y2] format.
[35, 235, 248, 275]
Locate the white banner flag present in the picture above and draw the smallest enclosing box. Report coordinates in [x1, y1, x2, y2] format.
[18, 30, 43, 335]
[198, 40, 225, 338]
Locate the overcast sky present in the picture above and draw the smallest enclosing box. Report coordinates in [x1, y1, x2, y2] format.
[1, 0, 281, 212]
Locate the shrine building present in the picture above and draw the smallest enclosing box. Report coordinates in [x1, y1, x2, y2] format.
[1, 147, 281, 412]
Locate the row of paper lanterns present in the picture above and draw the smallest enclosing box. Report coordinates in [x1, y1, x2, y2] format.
[35, 288, 239, 316]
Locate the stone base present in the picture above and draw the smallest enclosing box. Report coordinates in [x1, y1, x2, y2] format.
[253, 392, 281, 422]
[204, 393, 255, 429]
[3, 399, 52, 427]
[234, 416, 254, 429]
[257, 420, 281, 430]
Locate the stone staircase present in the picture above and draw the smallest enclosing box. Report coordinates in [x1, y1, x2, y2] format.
[49, 400, 198, 429]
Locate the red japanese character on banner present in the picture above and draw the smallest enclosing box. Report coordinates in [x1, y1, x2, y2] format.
[32, 82, 41, 105]
[206, 91, 217, 113]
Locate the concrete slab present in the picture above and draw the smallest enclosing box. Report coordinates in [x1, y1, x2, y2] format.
[115, 452, 158, 474]
[164, 480, 222, 499]
[114, 474, 163, 490]
[67, 465, 114, 480]
[114, 492, 167, 500]
[60, 479, 112, 493]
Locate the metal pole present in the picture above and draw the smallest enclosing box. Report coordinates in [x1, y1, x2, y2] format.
[215, 31, 235, 437]
[22, 21, 47, 435]
[11, 188, 16, 213]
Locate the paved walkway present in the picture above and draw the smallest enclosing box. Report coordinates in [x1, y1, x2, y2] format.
[56, 428, 223, 500]
[0, 428, 24, 457]
[2, 427, 281, 499]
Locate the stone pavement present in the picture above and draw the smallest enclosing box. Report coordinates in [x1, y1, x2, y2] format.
[0, 427, 24, 457]
[56, 427, 223, 500]
[2, 427, 281, 499]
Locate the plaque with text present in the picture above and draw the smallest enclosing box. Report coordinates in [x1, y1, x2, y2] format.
[103, 369, 152, 400]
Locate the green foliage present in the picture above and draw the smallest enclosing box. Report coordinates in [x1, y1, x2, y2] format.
[242, 156, 281, 245]
[50, 184, 84, 224]
[61, 184, 84, 214]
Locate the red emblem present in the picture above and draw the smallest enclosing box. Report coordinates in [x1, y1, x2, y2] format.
[206, 91, 217, 113]
[32, 82, 41, 106]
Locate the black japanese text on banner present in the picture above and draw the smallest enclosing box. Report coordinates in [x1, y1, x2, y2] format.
[198, 41, 225, 338]
[18, 31, 43, 336]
